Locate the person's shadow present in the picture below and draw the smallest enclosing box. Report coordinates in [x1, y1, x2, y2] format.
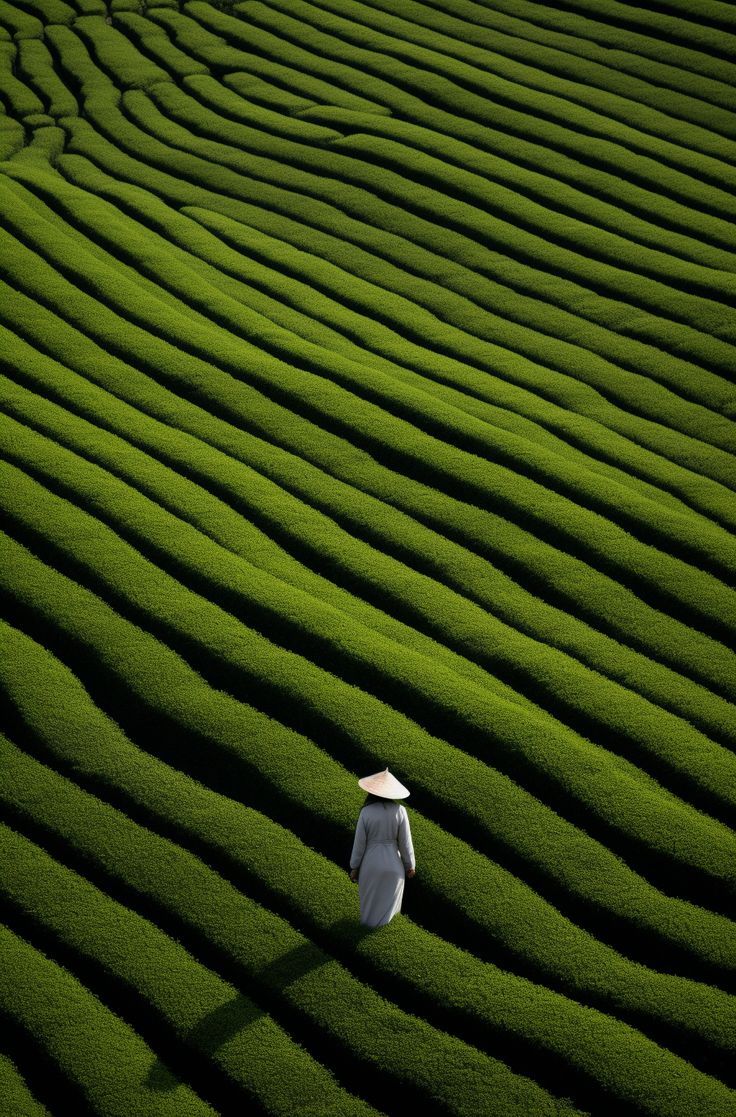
[145, 924, 376, 1093]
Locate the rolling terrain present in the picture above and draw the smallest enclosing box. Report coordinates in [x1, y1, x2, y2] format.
[1, 0, 736, 1114]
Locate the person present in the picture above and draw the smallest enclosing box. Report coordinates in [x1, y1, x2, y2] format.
[349, 767, 416, 927]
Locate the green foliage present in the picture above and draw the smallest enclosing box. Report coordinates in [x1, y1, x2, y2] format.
[2, 404, 736, 902]
[1, 618, 734, 1117]
[0, 741, 578, 1117]
[0, 1053, 50, 1117]
[2, 177, 734, 703]
[0, 923, 216, 1116]
[1, 522, 735, 1068]
[0, 1, 43, 39]
[16, 38, 78, 116]
[0, 42, 44, 115]
[1, 1, 735, 1111]
[113, 11, 210, 77]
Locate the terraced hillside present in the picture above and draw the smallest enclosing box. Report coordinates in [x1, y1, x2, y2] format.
[1, 0, 736, 1113]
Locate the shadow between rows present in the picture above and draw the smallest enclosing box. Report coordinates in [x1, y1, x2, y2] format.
[231, 0, 736, 217]
[8, 199, 733, 656]
[9, 407, 736, 782]
[4, 321, 734, 750]
[314, 5, 736, 189]
[2, 698, 733, 1113]
[0, 874, 306, 1117]
[149, 66, 736, 341]
[2, 571, 736, 1102]
[512, 0, 736, 64]
[50, 65, 736, 487]
[186, 361, 736, 643]
[0, 1005, 96, 1117]
[0, 912, 259, 1116]
[7, 198, 735, 642]
[0, 706, 681, 1117]
[11, 177, 727, 645]
[16, 153, 726, 561]
[9, 150, 736, 610]
[325, 136, 736, 338]
[0, 802, 465, 1117]
[17, 141, 732, 596]
[32, 80, 736, 519]
[137, 65, 736, 332]
[112, 75, 736, 445]
[3, 474, 735, 924]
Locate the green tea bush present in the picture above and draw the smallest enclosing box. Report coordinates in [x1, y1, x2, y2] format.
[0, 746, 580, 1117]
[2, 526, 735, 1063]
[0, 921, 216, 1117]
[2, 619, 734, 1117]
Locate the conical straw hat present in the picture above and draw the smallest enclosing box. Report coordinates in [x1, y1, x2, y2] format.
[358, 767, 410, 799]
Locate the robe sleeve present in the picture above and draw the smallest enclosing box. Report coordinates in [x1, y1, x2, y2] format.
[349, 809, 367, 870]
[398, 805, 415, 870]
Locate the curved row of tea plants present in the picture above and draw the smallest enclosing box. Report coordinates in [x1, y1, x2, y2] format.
[2, 524, 734, 1063]
[2, 0, 735, 1112]
[0, 921, 217, 1117]
[1, 619, 734, 1115]
[4, 191, 735, 706]
[0, 741, 586, 1117]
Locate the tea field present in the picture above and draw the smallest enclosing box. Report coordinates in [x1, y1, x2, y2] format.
[1, 0, 736, 1114]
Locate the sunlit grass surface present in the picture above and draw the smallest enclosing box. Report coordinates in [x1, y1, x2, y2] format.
[1, 1, 735, 1114]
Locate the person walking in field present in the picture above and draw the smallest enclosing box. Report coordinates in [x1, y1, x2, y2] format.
[349, 767, 416, 927]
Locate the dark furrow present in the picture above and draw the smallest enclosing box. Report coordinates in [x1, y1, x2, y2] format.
[0, 341, 548, 732]
[417, 0, 736, 90]
[4, 8, 736, 1116]
[414, 0, 736, 92]
[10, 162, 734, 595]
[0, 384, 547, 732]
[0, 885, 260, 1117]
[52, 150, 674, 491]
[104, 75, 736, 457]
[169, 2, 736, 259]
[48, 148, 736, 515]
[97, 67, 732, 413]
[27, 169, 736, 549]
[5, 335, 735, 767]
[228, 0, 736, 220]
[106, 3, 736, 283]
[8, 414, 735, 848]
[177, 57, 736, 275]
[7, 211, 735, 666]
[0, 745, 574, 1117]
[10, 139, 736, 594]
[2, 589, 734, 1095]
[351, 0, 736, 119]
[4, 283, 734, 724]
[0, 808, 388, 1117]
[0, 1009, 86, 1117]
[3, 495, 735, 999]
[609, 0, 736, 33]
[1, 708, 721, 1117]
[5, 184, 726, 558]
[119, 49, 736, 375]
[6, 345, 736, 774]
[52, 102, 736, 483]
[0, 607, 547, 984]
[290, 0, 736, 163]
[472, 0, 736, 66]
[176, 208, 736, 522]
[143, 75, 736, 365]
[239, 6, 736, 301]
[4, 0, 736, 951]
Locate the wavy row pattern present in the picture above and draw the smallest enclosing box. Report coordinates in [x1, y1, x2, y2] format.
[1, 0, 735, 1114]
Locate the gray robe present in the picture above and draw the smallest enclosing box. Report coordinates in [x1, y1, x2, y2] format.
[350, 801, 415, 927]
